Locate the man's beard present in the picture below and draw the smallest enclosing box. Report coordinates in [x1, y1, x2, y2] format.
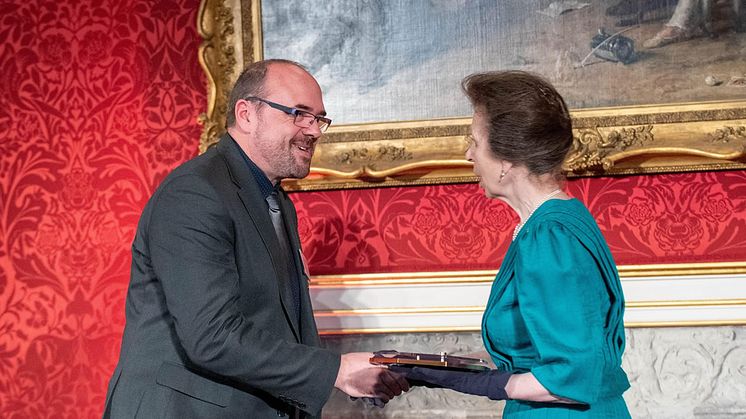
[254, 124, 312, 180]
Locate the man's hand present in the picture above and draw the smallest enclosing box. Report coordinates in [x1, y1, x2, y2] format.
[334, 352, 410, 403]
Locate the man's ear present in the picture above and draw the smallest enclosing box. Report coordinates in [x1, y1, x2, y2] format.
[233, 99, 255, 132]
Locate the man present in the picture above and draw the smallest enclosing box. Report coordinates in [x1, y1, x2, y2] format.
[642, 0, 708, 48]
[103, 59, 408, 418]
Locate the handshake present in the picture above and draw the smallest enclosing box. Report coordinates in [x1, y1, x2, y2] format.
[334, 350, 510, 408]
[333, 352, 409, 407]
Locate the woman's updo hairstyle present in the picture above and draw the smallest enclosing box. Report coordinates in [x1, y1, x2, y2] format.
[462, 70, 573, 176]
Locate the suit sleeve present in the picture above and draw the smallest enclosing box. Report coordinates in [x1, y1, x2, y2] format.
[146, 173, 339, 415]
[513, 222, 607, 404]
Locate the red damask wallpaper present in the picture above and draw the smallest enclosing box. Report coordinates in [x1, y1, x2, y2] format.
[1, 1, 746, 418]
[0, 1, 204, 417]
[293, 172, 746, 275]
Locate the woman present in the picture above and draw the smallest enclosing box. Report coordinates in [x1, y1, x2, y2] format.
[394, 71, 631, 417]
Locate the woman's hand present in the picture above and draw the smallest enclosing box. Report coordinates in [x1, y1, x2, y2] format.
[389, 366, 511, 400]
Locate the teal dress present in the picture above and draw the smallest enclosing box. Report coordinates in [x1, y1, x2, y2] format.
[482, 199, 631, 418]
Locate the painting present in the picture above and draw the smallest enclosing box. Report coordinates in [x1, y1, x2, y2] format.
[198, 0, 746, 190]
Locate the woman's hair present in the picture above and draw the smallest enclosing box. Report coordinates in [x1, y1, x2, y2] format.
[461, 70, 573, 176]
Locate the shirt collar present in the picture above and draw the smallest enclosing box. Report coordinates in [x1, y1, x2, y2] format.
[228, 134, 277, 198]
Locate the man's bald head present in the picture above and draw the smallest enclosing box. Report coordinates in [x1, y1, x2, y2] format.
[225, 59, 311, 128]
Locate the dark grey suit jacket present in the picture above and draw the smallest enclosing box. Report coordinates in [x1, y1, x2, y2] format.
[103, 135, 340, 418]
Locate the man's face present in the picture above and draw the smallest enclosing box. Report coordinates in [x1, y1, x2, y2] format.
[247, 65, 325, 183]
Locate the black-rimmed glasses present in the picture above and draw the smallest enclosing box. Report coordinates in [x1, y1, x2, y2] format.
[245, 96, 332, 132]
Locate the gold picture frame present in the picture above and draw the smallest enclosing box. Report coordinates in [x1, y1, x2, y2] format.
[197, 0, 746, 191]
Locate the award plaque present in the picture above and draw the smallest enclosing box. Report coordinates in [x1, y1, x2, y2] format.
[370, 350, 491, 372]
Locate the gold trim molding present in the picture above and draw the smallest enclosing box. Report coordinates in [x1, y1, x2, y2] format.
[318, 326, 482, 336]
[314, 301, 746, 335]
[311, 265, 746, 333]
[313, 300, 746, 316]
[309, 261, 746, 287]
[198, 0, 746, 191]
[622, 320, 746, 328]
[318, 320, 746, 335]
[314, 306, 485, 316]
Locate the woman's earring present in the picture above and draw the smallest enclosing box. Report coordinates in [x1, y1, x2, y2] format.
[498, 170, 506, 184]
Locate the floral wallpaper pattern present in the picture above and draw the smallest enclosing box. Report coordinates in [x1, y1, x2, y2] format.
[293, 171, 746, 275]
[1, 1, 745, 417]
[0, 1, 203, 417]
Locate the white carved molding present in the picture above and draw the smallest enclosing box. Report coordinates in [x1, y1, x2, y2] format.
[310, 273, 746, 333]
[320, 327, 746, 418]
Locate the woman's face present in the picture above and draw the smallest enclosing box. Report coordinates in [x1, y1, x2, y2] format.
[465, 110, 506, 199]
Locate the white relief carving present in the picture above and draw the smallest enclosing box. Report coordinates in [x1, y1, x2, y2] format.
[321, 327, 746, 418]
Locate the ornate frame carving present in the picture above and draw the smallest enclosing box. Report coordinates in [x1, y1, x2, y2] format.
[198, 0, 746, 191]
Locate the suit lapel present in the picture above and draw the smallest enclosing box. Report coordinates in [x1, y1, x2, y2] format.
[276, 189, 320, 345]
[216, 137, 301, 341]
